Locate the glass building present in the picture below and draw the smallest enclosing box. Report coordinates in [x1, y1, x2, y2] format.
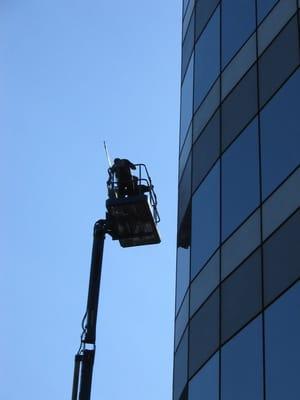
[174, 1, 300, 399]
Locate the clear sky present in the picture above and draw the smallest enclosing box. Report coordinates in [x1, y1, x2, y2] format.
[0, 1, 181, 399]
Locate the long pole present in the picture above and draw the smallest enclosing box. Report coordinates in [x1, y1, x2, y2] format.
[72, 219, 107, 400]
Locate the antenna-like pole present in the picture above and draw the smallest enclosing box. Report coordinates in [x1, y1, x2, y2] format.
[103, 141, 112, 167]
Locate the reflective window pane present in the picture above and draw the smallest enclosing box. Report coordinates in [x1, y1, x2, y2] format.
[257, 0, 278, 22]
[195, 0, 219, 41]
[191, 162, 220, 279]
[221, 249, 262, 343]
[259, 15, 300, 107]
[262, 166, 300, 240]
[176, 244, 190, 314]
[189, 352, 219, 400]
[260, 69, 300, 199]
[193, 80, 220, 143]
[263, 209, 300, 306]
[222, 0, 256, 67]
[192, 110, 220, 192]
[194, 7, 220, 111]
[221, 64, 258, 151]
[173, 329, 189, 400]
[175, 292, 189, 350]
[183, 0, 195, 39]
[222, 118, 260, 240]
[189, 289, 219, 377]
[179, 124, 192, 180]
[258, 0, 297, 55]
[221, 316, 264, 400]
[180, 54, 194, 149]
[176, 202, 191, 313]
[178, 156, 191, 227]
[178, 386, 188, 400]
[182, 13, 195, 81]
[221, 209, 261, 280]
[178, 200, 191, 249]
[183, 0, 190, 16]
[190, 250, 219, 317]
[222, 33, 256, 100]
[265, 283, 300, 400]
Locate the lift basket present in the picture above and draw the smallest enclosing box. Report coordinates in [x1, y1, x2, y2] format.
[106, 163, 160, 247]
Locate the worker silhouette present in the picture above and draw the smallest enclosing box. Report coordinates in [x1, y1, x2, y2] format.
[110, 158, 137, 198]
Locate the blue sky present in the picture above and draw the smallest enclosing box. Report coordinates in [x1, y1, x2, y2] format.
[0, 1, 181, 399]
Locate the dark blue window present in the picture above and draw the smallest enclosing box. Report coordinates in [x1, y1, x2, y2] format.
[190, 251, 219, 316]
[194, 6, 220, 111]
[257, 0, 278, 22]
[183, 0, 190, 16]
[191, 162, 220, 279]
[189, 290, 220, 377]
[180, 54, 194, 149]
[222, 0, 256, 67]
[175, 292, 189, 349]
[173, 329, 188, 400]
[265, 283, 300, 400]
[189, 352, 219, 400]
[182, 13, 195, 81]
[192, 110, 220, 191]
[222, 118, 260, 240]
[221, 316, 264, 400]
[195, 0, 219, 41]
[258, 16, 300, 108]
[178, 156, 191, 227]
[260, 69, 300, 199]
[263, 210, 300, 306]
[221, 249, 262, 343]
[175, 245, 190, 314]
[221, 64, 258, 151]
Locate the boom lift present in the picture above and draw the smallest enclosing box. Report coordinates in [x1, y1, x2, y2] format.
[71, 158, 160, 400]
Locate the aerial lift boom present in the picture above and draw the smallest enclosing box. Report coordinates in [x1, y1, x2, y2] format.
[71, 159, 160, 400]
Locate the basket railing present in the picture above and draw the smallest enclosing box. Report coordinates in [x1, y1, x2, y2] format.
[107, 163, 160, 224]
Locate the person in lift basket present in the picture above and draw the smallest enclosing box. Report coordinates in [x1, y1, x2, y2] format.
[109, 158, 151, 199]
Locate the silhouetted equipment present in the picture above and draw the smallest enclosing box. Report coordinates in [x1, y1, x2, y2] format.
[106, 161, 160, 247]
[103, 141, 112, 167]
[72, 158, 160, 400]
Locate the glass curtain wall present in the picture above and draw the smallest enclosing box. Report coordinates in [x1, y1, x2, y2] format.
[174, 1, 300, 399]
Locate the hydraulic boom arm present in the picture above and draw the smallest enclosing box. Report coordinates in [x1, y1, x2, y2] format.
[71, 220, 107, 400]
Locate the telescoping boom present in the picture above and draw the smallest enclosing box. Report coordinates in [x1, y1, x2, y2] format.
[71, 158, 160, 400]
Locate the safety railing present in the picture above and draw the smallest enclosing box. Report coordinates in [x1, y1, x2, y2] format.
[107, 163, 160, 224]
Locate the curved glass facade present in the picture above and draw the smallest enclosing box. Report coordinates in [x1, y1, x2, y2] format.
[174, 1, 300, 399]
